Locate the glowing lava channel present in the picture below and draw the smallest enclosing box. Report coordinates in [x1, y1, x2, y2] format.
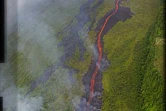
[88, 0, 120, 105]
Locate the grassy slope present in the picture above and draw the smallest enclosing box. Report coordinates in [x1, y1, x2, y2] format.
[154, 5, 165, 76]
[140, 4, 165, 111]
[92, 0, 163, 111]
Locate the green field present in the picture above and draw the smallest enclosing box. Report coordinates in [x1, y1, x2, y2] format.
[97, 0, 165, 111]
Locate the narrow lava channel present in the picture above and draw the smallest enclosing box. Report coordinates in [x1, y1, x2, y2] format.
[78, 0, 134, 110]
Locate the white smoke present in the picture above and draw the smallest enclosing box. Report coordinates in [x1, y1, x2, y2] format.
[72, 96, 81, 109]
[18, 93, 43, 111]
[3, 0, 90, 110]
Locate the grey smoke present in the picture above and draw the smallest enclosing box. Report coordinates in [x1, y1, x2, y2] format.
[18, 93, 43, 111]
[0, 64, 17, 111]
[1, 0, 95, 110]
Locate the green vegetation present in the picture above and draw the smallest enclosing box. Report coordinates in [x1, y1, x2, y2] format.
[86, 30, 97, 44]
[65, 46, 92, 83]
[91, 0, 165, 110]
[140, 5, 165, 111]
[92, 0, 115, 30]
[10, 42, 59, 89]
[11, 52, 32, 88]
[43, 0, 87, 34]
[154, 6, 165, 76]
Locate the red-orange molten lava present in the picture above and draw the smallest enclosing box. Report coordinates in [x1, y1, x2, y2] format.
[87, 0, 120, 105]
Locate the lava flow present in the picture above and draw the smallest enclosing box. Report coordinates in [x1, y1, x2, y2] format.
[87, 0, 120, 105]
